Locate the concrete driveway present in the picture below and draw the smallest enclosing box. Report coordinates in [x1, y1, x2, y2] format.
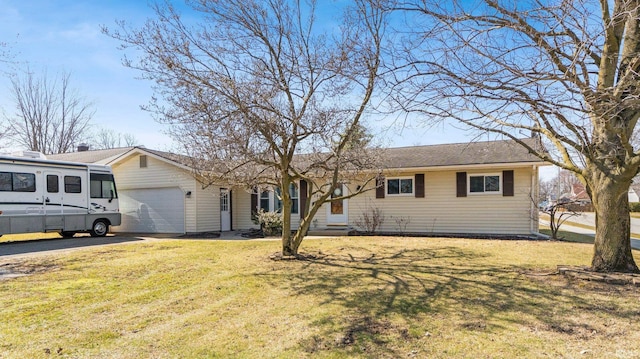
[0, 234, 150, 259]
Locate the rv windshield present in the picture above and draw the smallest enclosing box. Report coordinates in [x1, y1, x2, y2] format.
[90, 173, 118, 199]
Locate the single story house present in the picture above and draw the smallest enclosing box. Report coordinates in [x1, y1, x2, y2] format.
[48, 138, 547, 236]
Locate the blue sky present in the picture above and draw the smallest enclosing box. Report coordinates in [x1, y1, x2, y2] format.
[0, 0, 485, 153]
[0, 0, 555, 181]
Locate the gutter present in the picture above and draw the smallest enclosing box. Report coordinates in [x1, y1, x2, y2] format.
[530, 164, 539, 236]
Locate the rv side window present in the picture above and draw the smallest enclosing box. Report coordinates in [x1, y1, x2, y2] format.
[47, 175, 59, 193]
[0, 172, 11, 191]
[64, 176, 82, 193]
[0, 172, 36, 192]
[90, 173, 118, 199]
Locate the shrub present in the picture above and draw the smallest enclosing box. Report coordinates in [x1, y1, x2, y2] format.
[254, 209, 283, 236]
[630, 202, 640, 212]
[355, 206, 385, 234]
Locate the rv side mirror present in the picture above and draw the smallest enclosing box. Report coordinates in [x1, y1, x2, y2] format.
[109, 190, 114, 203]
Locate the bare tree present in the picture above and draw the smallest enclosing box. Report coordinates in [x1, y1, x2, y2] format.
[4, 68, 94, 154]
[393, 0, 640, 272]
[0, 39, 16, 146]
[105, 0, 389, 256]
[543, 200, 582, 241]
[93, 128, 138, 149]
[540, 169, 580, 202]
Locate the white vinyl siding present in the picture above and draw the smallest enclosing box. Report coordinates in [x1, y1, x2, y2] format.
[233, 189, 255, 230]
[111, 154, 207, 233]
[343, 168, 535, 235]
[195, 185, 220, 232]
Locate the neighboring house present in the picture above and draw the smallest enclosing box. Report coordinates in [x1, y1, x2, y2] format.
[561, 183, 591, 204]
[556, 182, 593, 212]
[629, 185, 640, 203]
[48, 138, 547, 236]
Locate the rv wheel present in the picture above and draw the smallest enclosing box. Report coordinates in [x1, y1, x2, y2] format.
[60, 231, 76, 238]
[90, 220, 109, 237]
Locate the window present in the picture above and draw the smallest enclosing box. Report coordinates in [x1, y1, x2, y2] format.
[387, 177, 413, 195]
[274, 184, 299, 214]
[47, 175, 59, 193]
[90, 173, 118, 199]
[469, 174, 501, 194]
[260, 184, 300, 214]
[274, 187, 283, 212]
[140, 155, 147, 168]
[0, 172, 12, 191]
[0, 172, 36, 192]
[64, 176, 82, 193]
[289, 184, 299, 214]
[260, 191, 270, 212]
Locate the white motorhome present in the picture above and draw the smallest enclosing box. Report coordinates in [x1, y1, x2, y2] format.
[0, 152, 121, 237]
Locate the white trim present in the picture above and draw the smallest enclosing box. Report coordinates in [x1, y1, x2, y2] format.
[468, 172, 502, 195]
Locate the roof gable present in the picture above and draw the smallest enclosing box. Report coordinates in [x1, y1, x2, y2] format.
[46, 146, 193, 170]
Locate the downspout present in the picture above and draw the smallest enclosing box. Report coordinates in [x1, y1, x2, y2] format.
[530, 165, 548, 239]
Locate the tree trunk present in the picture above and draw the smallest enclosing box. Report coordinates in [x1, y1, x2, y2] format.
[280, 178, 295, 256]
[282, 179, 332, 257]
[589, 176, 639, 273]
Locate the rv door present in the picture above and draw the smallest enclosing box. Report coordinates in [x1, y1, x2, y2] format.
[44, 171, 64, 230]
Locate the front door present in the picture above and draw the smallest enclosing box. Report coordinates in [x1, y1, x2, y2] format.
[326, 183, 348, 225]
[220, 188, 231, 231]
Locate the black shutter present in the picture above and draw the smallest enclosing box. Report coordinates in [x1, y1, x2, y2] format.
[250, 187, 258, 217]
[503, 170, 514, 197]
[299, 180, 308, 219]
[456, 172, 467, 197]
[415, 173, 425, 198]
[376, 176, 385, 199]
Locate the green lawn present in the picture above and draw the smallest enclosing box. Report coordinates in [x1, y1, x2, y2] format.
[0, 232, 63, 243]
[1, 236, 639, 358]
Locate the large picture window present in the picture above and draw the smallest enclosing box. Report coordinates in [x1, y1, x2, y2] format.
[387, 177, 413, 195]
[469, 174, 501, 194]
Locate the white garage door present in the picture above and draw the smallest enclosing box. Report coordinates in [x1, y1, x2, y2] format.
[115, 188, 185, 233]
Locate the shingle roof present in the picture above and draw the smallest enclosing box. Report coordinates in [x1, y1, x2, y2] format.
[46, 147, 134, 164]
[382, 137, 545, 169]
[46, 138, 546, 169]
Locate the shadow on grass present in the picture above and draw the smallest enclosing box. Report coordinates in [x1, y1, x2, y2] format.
[257, 245, 638, 356]
[0, 235, 144, 257]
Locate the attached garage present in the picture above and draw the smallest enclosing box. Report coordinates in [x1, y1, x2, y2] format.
[115, 187, 185, 233]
